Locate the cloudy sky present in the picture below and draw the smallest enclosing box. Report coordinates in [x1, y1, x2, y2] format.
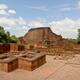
[0, 0, 80, 39]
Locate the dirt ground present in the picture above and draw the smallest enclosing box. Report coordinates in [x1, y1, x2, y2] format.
[0, 55, 80, 80]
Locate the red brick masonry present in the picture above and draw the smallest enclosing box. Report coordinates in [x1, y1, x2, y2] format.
[0, 52, 46, 72]
[18, 52, 46, 71]
[0, 43, 25, 54]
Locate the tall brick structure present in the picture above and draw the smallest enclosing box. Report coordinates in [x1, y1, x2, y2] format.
[20, 27, 63, 48]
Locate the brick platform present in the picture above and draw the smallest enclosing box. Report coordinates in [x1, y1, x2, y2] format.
[18, 52, 46, 71]
[0, 55, 18, 72]
[0, 52, 46, 72]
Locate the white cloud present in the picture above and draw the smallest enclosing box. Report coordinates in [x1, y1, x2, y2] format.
[60, 7, 75, 12]
[0, 4, 16, 16]
[27, 18, 48, 29]
[8, 9, 16, 14]
[60, 1, 80, 12]
[60, 7, 72, 11]
[28, 6, 48, 11]
[28, 21, 45, 28]
[0, 17, 16, 26]
[0, 17, 27, 26]
[15, 17, 27, 25]
[0, 4, 8, 10]
[0, 9, 9, 15]
[49, 18, 80, 39]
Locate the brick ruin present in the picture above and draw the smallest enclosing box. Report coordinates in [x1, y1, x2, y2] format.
[20, 27, 63, 48]
[18, 52, 46, 71]
[20, 27, 78, 52]
[0, 52, 46, 72]
[0, 43, 25, 54]
[0, 27, 80, 72]
[0, 54, 18, 72]
[0, 43, 46, 72]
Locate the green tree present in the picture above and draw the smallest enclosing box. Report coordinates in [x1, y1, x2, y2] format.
[10, 35, 18, 43]
[0, 26, 18, 43]
[0, 26, 7, 43]
[77, 29, 80, 43]
[6, 31, 11, 43]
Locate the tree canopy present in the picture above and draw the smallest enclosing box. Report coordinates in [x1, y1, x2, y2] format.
[0, 26, 18, 43]
[77, 29, 80, 44]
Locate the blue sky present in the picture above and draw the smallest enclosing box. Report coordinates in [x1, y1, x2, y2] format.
[0, 0, 80, 20]
[0, 0, 80, 38]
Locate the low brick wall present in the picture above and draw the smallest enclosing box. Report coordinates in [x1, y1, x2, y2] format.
[18, 45, 25, 51]
[33, 47, 65, 55]
[0, 44, 3, 53]
[0, 44, 10, 53]
[0, 43, 25, 54]
[10, 43, 18, 52]
[32, 46, 78, 56]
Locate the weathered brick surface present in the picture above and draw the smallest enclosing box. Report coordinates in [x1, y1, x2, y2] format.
[18, 59, 32, 71]
[0, 52, 46, 72]
[18, 53, 46, 71]
[0, 57, 18, 72]
[0, 43, 25, 54]
[18, 44, 25, 51]
[20, 27, 63, 48]
[20, 27, 77, 52]
[0, 44, 3, 53]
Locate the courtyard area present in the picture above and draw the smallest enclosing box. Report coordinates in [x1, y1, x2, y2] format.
[0, 54, 80, 80]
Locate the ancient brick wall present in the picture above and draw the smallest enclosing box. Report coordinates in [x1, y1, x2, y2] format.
[0, 44, 4, 53]
[7, 59, 18, 72]
[18, 55, 46, 71]
[0, 43, 25, 53]
[18, 44, 25, 51]
[21, 27, 63, 48]
[0, 44, 10, 53]
[0, 59, 18, 72]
